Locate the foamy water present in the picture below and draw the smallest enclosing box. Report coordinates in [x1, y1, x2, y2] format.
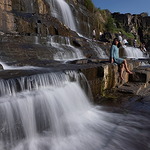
[0, 72, 149, 150]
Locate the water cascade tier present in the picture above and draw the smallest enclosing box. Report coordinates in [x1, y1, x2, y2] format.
[47, 36, 85, 61]
[0, 71, 150, 150]
[122, 46, 144, 58]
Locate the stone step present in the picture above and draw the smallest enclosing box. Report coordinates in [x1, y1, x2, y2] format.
[129, 66, 150, 83]
[67, 58, 109, 64]
[117, 82, 147, 95]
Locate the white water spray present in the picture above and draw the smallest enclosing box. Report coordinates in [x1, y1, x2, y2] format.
[46, 0, 77, 31]
[47, 36, 85, 61]
[122, 46, 144, 58]
[88, 41, 108, 58]
[0, 60, 41, 70]
[0, 72, 150, 150]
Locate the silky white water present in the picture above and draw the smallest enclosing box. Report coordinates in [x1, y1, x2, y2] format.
[0, 60, 41, 70]
[47, 36, 85, 61]
[46, 0, 77, 31]
[123, 46, 144, 58]
[0, 72, 150, 150]
[88, 41, 108, 58]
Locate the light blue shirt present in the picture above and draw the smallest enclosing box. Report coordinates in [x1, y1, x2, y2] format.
[110, 45, 119, 59]
[110, 45, 124, 64]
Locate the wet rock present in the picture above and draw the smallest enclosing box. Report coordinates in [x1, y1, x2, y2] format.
[0, 34, 111, 66]
[0, 64, 3, 70]
[129, 66, 150, 83]
[123, 94, 150, 114]
[72, 38, 83, 47]
[67, 59, 88, 64]
[0, 41, 55, 63]
[117, 82, 147, 95]
[37, 0, 49, 14]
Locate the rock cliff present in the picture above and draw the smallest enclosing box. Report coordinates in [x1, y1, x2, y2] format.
[112, 12, 150, 50]
[1, 0, 150, 45]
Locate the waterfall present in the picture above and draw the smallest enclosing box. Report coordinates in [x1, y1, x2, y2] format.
[0, 71, 150, 150]
[88, 41, 108, 58]
[122, 46, 144, 58]
[47, 36, 85, 61]
[46, 0, 77, 31]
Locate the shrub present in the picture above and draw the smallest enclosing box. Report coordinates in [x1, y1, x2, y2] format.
[84, 0, 95, 12]
[105, 16, 116, 32]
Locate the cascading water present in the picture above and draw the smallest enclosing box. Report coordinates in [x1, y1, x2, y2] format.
[88, 41, 108, 58]
[122, 46, 144, 58]
[47, 36, 85, 61]
[0, 60, 41, 70]
[46, 0, 77, 31]
[0, 71, 150, 150]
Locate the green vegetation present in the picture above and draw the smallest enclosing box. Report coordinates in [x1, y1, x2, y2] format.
[84, 0, 95, 12]
[105, 16, 135, 39]
[98, 8, 109, 20]
[94, 8, 110, 32]
[105, 16, 116, 32]
[115, 28, 135, 39]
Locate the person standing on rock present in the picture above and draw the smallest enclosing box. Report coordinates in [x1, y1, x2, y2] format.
[110, 38, 133, 80]
[133, 39, 137, 47]
[118, 32, 123, 44]
[99, 31, 103, 41]
[92, 29, 96, 41]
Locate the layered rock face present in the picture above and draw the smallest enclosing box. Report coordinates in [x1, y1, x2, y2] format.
[66, 0, 95, 37]
[0, 0, 78, 36]
[0, 0, 15, 33]
[0, 0, 108, 38]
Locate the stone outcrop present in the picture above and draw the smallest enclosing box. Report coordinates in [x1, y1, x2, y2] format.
[13, 12, 77, 37]
[80, 60, 141, 100]
[130, 65, 150, 83]
[0, 64, 3, 70]
[0, 0, 78, 37]
[0, 0, 15, 33]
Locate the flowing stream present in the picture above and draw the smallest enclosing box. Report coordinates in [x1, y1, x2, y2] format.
[0, 71, 150, 150]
